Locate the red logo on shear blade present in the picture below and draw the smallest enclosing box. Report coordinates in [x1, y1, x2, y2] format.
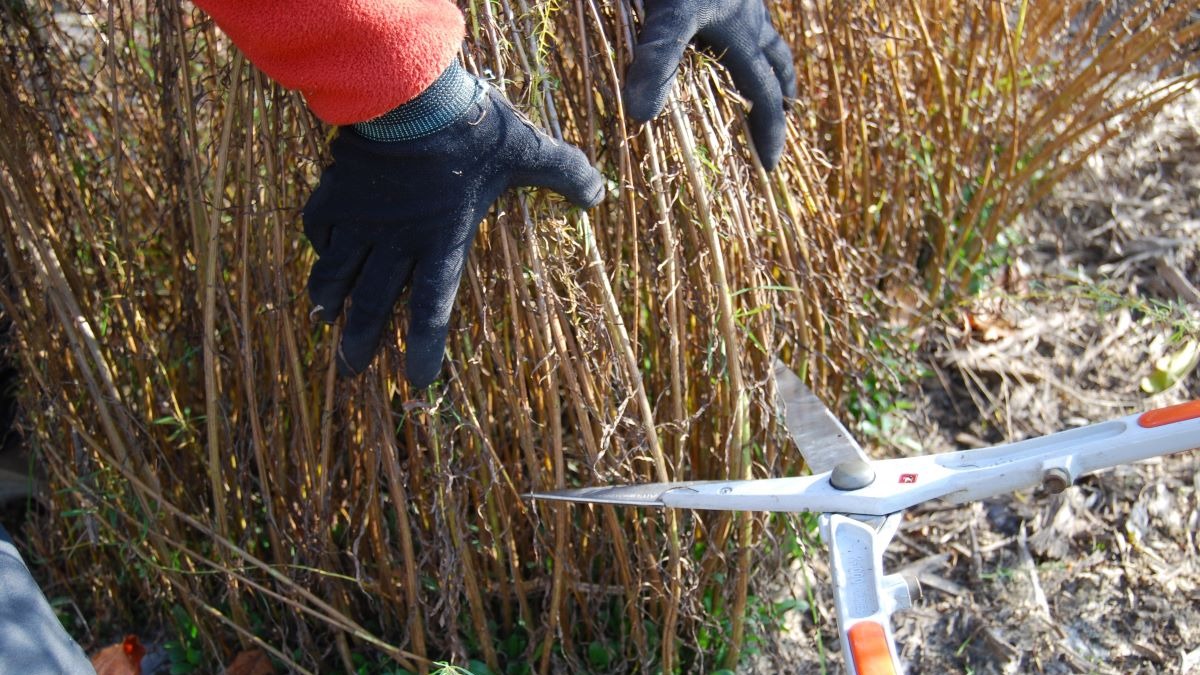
[899, 473, 918, 484]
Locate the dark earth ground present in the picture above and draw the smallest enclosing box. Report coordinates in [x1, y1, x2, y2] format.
[751, 87, 1200, 674]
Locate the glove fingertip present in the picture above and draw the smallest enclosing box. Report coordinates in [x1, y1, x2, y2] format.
[311, 303, 340, 324]
[564, 149, 606, 209]
[335, 328, 386, 378]
[781, 82, 798, 105]
[307, 281, 347, 323]
[622, 83, 667, 124]
[575, 169, 606, 210]
[748, 117, 785, 171]
[405, 367, 437, 390]
[335, 347, 368, 379]
[748, 106, 788, 172]
[404, 351, 443, 389]
[517, 140, 607, 209]
[760, 140, 784, 172]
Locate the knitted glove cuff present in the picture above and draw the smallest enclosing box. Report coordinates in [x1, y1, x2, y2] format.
[352, 60, 483, 142]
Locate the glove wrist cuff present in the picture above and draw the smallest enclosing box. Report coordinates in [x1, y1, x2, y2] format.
[352, 60, 483, 142]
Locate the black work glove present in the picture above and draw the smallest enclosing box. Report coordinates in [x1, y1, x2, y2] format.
[623, 0, 797, 170]
[303, 61, 604, 387]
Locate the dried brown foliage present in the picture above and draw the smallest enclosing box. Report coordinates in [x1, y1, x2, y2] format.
[0, 0, 1195, 672]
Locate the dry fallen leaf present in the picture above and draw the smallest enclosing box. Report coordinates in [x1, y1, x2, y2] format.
[963, 309, 1015, 343]
[226, 649, 276, 675]
[90, 635, 145, 675]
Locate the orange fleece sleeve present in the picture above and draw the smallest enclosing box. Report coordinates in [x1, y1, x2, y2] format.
[192, 0, 466, 125]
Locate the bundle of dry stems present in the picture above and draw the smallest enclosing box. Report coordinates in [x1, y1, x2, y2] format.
[0, 0, 1196, 671]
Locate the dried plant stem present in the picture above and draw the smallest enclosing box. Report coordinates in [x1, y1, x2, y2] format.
[200, 51, 253, 640]
[666, 101, 756, 666]
[83, 428, 421, 662]
[374, 372, 429, 670]
[578, 210, 683, 669]
[428, 409, 501, 672]
[640, 127, 688, 469]
[530, 242, 652, 664]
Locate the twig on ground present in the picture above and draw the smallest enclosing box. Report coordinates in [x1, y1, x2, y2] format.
[968, 518, 984, 584]
[980, 624, 1019, 664]
[1017, 523, 1052, 621]
[1156, 257, 1200, 307]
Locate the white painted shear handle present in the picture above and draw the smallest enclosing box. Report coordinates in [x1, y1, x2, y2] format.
[821, 513, 912, 675]
[938, 400, 1200, 505]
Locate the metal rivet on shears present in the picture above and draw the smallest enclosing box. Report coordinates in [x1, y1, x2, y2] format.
[1042, 467, 1073, 494]
[830, 459, 876, 491]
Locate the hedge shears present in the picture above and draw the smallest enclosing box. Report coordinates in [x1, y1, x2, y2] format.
[528, 361, 1200, 675]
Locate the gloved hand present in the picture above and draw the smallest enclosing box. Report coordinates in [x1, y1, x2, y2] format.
[623, 0, 797, 170]
[303, 61, 604, 387]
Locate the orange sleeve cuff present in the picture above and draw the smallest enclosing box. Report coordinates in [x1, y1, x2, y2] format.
[192, 0, 466, 125]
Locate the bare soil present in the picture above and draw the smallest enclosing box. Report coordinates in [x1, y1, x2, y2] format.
[750, 87, 1200, 674]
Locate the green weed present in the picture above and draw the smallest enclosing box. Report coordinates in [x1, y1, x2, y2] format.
[163, 605, 204, 675]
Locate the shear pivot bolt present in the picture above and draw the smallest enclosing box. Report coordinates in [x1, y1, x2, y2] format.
[1042, 467, 1072, 494]
[830, 459, 876, 490]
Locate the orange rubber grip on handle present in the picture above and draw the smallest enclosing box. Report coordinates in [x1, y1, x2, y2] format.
[1138, 400, 1200, 428]
[848, 621, 898, 675]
